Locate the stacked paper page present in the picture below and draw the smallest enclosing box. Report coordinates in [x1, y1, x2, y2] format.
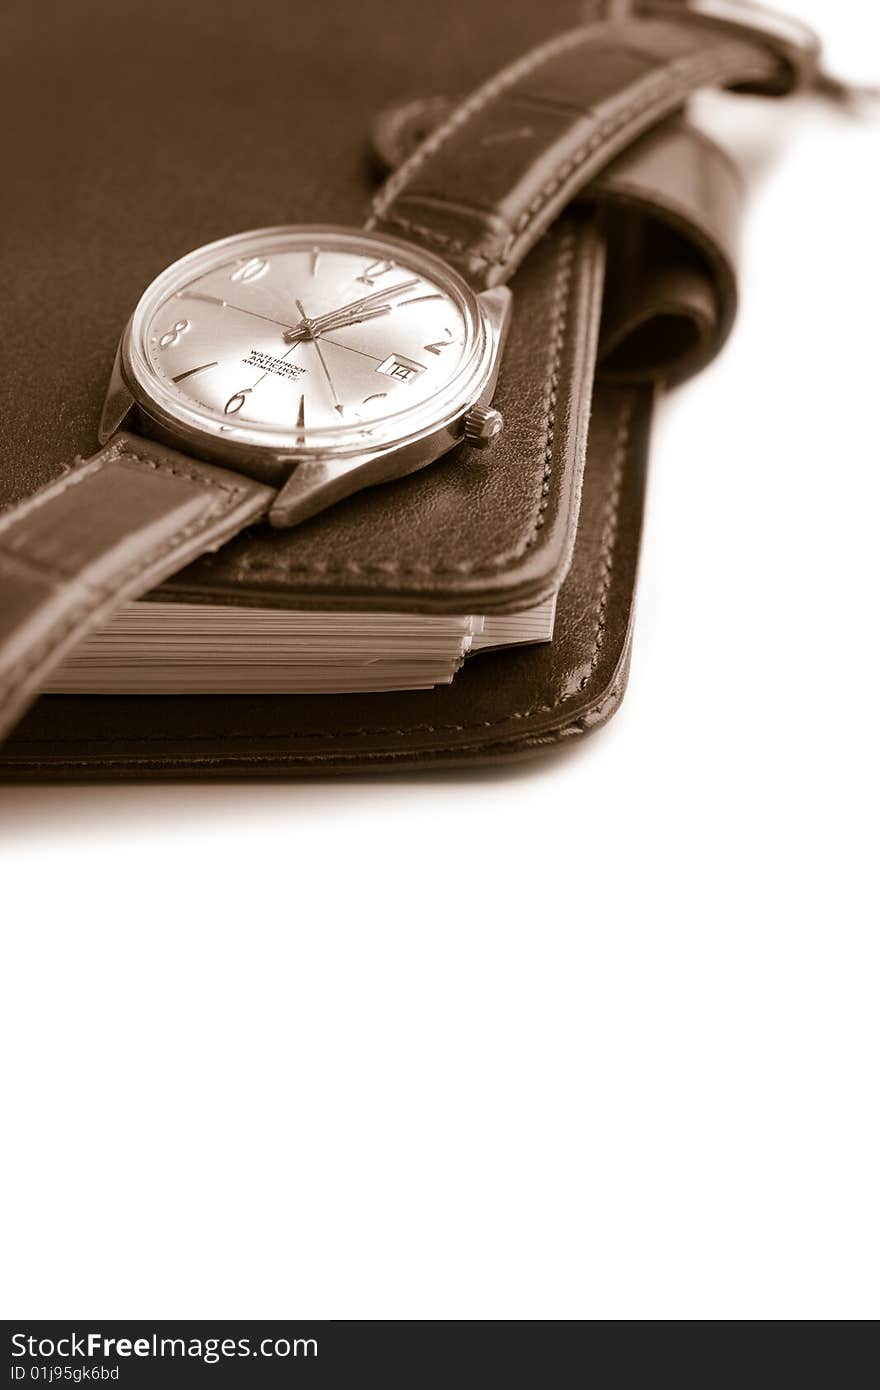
[46, 598, 556, 695]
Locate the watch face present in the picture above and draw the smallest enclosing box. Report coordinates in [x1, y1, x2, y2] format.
[124, 226, 491, 458]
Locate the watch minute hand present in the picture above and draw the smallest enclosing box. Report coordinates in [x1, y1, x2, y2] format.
[304, 278, 420, 335]
[311, 305, 393, 334]
[284, 300, 399, 345]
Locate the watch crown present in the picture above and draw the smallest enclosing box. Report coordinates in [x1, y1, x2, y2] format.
[463, 404, 504, 450]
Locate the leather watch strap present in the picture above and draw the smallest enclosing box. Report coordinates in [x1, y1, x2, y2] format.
[374, 97, 743, 385]
[0, 434, 273, 742]
[367, 8, 812, 288]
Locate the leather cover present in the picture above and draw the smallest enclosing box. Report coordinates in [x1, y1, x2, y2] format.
[0, 0, 750, 776]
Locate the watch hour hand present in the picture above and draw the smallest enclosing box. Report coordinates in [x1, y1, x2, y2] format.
[295, 278, 420, 337]
[283, 303, 394, 345]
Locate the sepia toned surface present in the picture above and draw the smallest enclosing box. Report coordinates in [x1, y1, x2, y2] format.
[1, 0, 878, 1331]
[0, 0, 829, 770]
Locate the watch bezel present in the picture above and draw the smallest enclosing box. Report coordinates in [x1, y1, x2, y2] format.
[121, 224, 494, 466]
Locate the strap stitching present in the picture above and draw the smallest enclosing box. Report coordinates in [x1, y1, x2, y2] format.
[374, 42, 773, 280]
[368, 21, 623, 224]
[0, 448, 257, 716]
[116, 452, 247, 497]
[0, 442, 245, 539]
[580, 397, 631, 686]
[8, 394, 635, 747]
[508, 48, 762, 239]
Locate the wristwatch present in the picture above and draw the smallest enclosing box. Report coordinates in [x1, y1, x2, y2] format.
[100, 224, 512, 529]
[0, 1, 824, 743]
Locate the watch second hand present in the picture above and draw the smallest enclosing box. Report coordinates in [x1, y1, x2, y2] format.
[181, 283, 415, 343]
[180, 290, 298, 335]
[320, 335, 385, 364]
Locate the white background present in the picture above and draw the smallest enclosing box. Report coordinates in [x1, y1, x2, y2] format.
[1, 2, 877, 1322]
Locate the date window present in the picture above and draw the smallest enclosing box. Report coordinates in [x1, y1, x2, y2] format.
[376, 353, 425, 383]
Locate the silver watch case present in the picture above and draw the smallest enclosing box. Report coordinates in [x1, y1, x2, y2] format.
[99, 225, 511, 528]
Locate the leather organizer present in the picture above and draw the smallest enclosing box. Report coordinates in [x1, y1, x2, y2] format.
[0, 0, 753, 776]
